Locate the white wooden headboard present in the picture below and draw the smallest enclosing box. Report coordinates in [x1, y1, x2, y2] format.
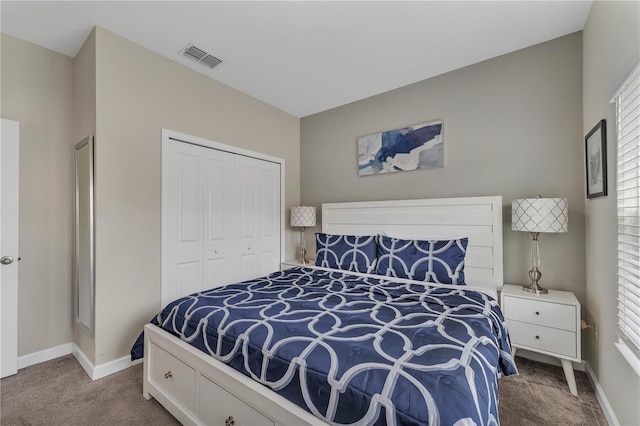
[322, 196, 504, 290]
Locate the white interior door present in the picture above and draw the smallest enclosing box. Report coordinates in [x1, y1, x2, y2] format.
[1, 118, 19, 378]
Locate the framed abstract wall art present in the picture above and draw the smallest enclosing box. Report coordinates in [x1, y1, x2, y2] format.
[357, 120, 443, 176]
[585, 119, 607, 199]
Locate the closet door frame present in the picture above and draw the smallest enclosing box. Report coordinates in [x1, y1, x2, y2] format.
[161, 129, 285, 308]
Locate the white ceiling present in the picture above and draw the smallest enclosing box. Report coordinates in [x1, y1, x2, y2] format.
[1, 1, 592, 117]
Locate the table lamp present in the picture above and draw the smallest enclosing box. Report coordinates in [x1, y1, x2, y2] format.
[512, 197, 568, 294]
[290, 206, 316, 264]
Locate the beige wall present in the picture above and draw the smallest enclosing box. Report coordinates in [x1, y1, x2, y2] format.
[72, 29, 97, 362]
[301, 33, 585, 301]
[92, 28, 300, 364]
[0, 34, 75, 355]
[583, 2, 640, 425]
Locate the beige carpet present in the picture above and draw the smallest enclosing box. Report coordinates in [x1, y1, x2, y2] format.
[499, 356, 607, 425]
[1, 354, 607, 425]
[1, 355, 178, 426]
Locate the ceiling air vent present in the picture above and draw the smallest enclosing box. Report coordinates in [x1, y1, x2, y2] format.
[181, 43, 222, 69]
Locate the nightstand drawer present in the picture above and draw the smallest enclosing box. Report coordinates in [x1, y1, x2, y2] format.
[503, 296, 576, 331]
[507, 320, 577, 358]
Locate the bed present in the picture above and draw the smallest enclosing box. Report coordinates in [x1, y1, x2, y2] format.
[133, 196, 517, 426]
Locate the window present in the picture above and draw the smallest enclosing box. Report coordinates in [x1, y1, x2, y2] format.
[616, 62, 640, 366]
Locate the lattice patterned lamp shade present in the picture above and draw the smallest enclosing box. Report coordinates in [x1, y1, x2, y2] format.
[512, 198, 568, 233]
[291, 206, 316, 264]
[512, 197, 568, 294]
[291, 206, 316, 228]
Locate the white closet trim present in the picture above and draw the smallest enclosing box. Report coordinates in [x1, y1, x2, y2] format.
[163, 129, 284, 165]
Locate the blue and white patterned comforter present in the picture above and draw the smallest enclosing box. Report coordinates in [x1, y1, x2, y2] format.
[132, 267, 517, 426]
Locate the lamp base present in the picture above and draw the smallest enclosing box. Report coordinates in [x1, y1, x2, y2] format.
[522, 265, 547, 294]
[298, 246, 309, 265]
[522, 283, 548, 294]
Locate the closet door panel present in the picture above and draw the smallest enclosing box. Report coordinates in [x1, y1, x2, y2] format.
[166, 141, 204, 302]
[203, 150, 238, 288]
[236, 156, 280, 280]
[237, 159, 259, 280]
[258, 165, 280, 277]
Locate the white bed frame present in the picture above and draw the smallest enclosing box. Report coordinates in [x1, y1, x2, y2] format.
[143, 196, 504, 425]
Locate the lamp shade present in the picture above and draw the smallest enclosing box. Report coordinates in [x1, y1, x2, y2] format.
[291, 206, 316, 227]
[512, 198, 568, 233]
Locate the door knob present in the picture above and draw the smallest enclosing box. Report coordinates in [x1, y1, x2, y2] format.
[1, 256, 14, 265]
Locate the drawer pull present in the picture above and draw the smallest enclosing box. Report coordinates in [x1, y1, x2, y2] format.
[535, 311, 540, 315]
[164, 371, 173, 379]
[535, 336, 540, 340]
[225, 416, 235, 426]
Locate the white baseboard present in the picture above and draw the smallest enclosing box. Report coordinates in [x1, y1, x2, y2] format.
[17, 343, 138, 381]
[17, 343, 73, 369]
[585, 362, 620, 426]
[71, 344, 94, 379]
[72, 344, 140, 381]
[93, 353, 141, 380]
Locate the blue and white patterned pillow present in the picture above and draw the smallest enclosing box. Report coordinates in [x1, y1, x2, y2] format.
[376, 235, 468, 284]
[315, 233, 377, 274]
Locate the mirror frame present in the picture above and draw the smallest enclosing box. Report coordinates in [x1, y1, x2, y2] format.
[74, 135, 95, 337]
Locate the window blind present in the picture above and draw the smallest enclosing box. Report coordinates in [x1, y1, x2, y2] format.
[617, 62, 640, 360]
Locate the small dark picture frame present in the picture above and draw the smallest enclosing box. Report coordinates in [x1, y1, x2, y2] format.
[585, 119, 607, 199]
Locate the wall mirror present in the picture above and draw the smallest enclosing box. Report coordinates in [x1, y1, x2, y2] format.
[75, 136, 94, 337]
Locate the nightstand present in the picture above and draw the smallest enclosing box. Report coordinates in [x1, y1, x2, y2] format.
[500, 284, 581, 396]
[280, 259, 314, 270]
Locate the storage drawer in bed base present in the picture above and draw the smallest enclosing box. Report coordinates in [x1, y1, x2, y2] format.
[143, 324, 325, 426]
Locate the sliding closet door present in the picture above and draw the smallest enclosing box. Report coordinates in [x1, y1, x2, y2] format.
[163, 135, 282, 306]
[236, 155, 281, 281]
[166, 140, 242, 302]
